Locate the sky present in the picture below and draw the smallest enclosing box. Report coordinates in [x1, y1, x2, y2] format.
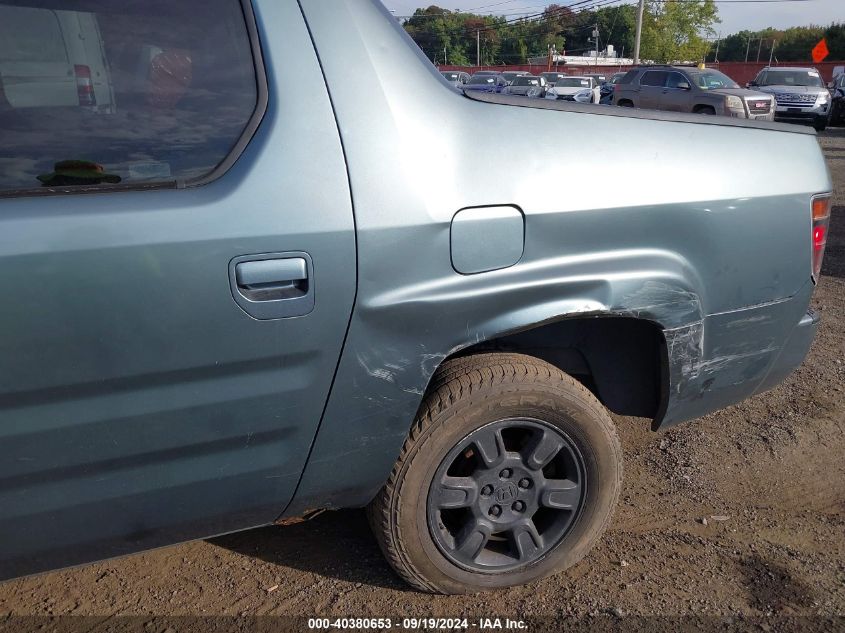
[381, 0, 843, 35]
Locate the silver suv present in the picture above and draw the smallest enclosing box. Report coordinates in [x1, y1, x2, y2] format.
[614, 65, 775, 121]
[747, 66, 830, 131]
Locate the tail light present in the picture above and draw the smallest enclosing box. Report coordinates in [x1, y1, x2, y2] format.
[811, 194, 831, 282]
[74, 64, 96, 107]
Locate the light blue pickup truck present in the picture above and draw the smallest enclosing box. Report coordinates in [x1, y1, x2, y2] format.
[0, 0, 831, 593]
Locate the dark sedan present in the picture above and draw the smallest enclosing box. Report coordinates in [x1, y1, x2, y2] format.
[463, 74, 506, 93]
[441, 71, 469, 86]
[599, 71, 629, 105]
[830, 73, 845, 125]
[501, 71, 527, 85]
[503, 75, 546, 98]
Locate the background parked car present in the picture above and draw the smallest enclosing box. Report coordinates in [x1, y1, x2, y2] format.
[463, 73, 506, 93]
[615, 66, 774, 121]
[503, 75, 546, 98]
[583, 73, 607, 86]
[540, 71, 568, 87]
[500, 71, 527, 85]
[545, 76, 600, 103]
[748, 66, 831, 131]
[829, 72, 845, 126]
[599, 72, 628, 105]
[441, 71, 470, 88]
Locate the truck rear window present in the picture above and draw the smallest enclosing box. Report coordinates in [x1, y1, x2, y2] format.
[0, 0, 259, 195]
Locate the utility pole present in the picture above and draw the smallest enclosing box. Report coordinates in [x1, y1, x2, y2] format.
[768, 39, 776, 66]
[633, 0, 645, 64]
[745, 36, 752, 62]
[714, 33, 721, 63]
[444, 45, 447, 66]
[477, 30, 480, 67]
[756, 37, 763, 63]
[593, 25, 600, 67]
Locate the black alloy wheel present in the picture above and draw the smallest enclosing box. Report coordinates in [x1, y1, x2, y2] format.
[427, 418, 585, 572]
[367, 353, 623, 594]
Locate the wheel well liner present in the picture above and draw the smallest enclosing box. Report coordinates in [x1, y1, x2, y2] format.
[447, 316, 666, 421]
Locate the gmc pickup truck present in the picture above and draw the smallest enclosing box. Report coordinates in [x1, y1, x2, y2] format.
[0, 0, 832, 594]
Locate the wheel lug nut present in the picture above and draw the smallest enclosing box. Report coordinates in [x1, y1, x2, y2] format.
[512, 501, 525, 512]
[481, 485, 494, 496]
[499, 468, 512, 479]
[518, 478, 531, 489]
[489, 505, 502, 517]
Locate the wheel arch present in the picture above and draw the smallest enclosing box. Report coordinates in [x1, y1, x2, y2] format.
[284, 271, 701, 517]
[436, 315, 668, 423]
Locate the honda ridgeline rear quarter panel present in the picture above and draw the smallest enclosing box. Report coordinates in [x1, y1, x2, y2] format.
[286, 0, 830, 515]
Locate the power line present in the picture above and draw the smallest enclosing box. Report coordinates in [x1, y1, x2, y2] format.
[473, 0, 634, 33]
[653, 0, 814, 2]
[396, 0, 630, 22]
[396, 0, 814, 19]
[465, 0, 522, 10]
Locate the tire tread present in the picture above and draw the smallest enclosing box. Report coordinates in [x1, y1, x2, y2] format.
[367, 353, 621, 593]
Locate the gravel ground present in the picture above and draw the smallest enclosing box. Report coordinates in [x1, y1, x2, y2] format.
[0, 129, 843, 632]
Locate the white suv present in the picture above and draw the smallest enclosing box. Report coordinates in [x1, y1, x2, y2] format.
[748, 66, 830, 131]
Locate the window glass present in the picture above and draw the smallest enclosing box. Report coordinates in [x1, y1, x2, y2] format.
[666, 73, 689, 89]
[0, 0, 258, 194]
[618, 70, 638, 84]
[690, 70, 738, 90]
[641, 71, 668, 87]
[756, 69, 824, 88]
[556, 78, 591, 88]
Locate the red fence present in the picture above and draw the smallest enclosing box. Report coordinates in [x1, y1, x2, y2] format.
[439, 60, 845, 84]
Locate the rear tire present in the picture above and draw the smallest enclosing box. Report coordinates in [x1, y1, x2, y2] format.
[617, 99, 634, 108]
[367, 353, 623, 594]
[695, 106, 716, 115]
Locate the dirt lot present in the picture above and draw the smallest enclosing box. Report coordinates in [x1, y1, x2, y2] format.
[1, 129, 843, 631]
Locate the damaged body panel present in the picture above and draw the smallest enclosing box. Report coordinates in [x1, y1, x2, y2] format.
[0, 0, 829, 582]
[285, 0, 830, 515]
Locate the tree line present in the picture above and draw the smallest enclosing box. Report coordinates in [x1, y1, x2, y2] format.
[401, 3, 844, 66]
[711, 25, 845, 63]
